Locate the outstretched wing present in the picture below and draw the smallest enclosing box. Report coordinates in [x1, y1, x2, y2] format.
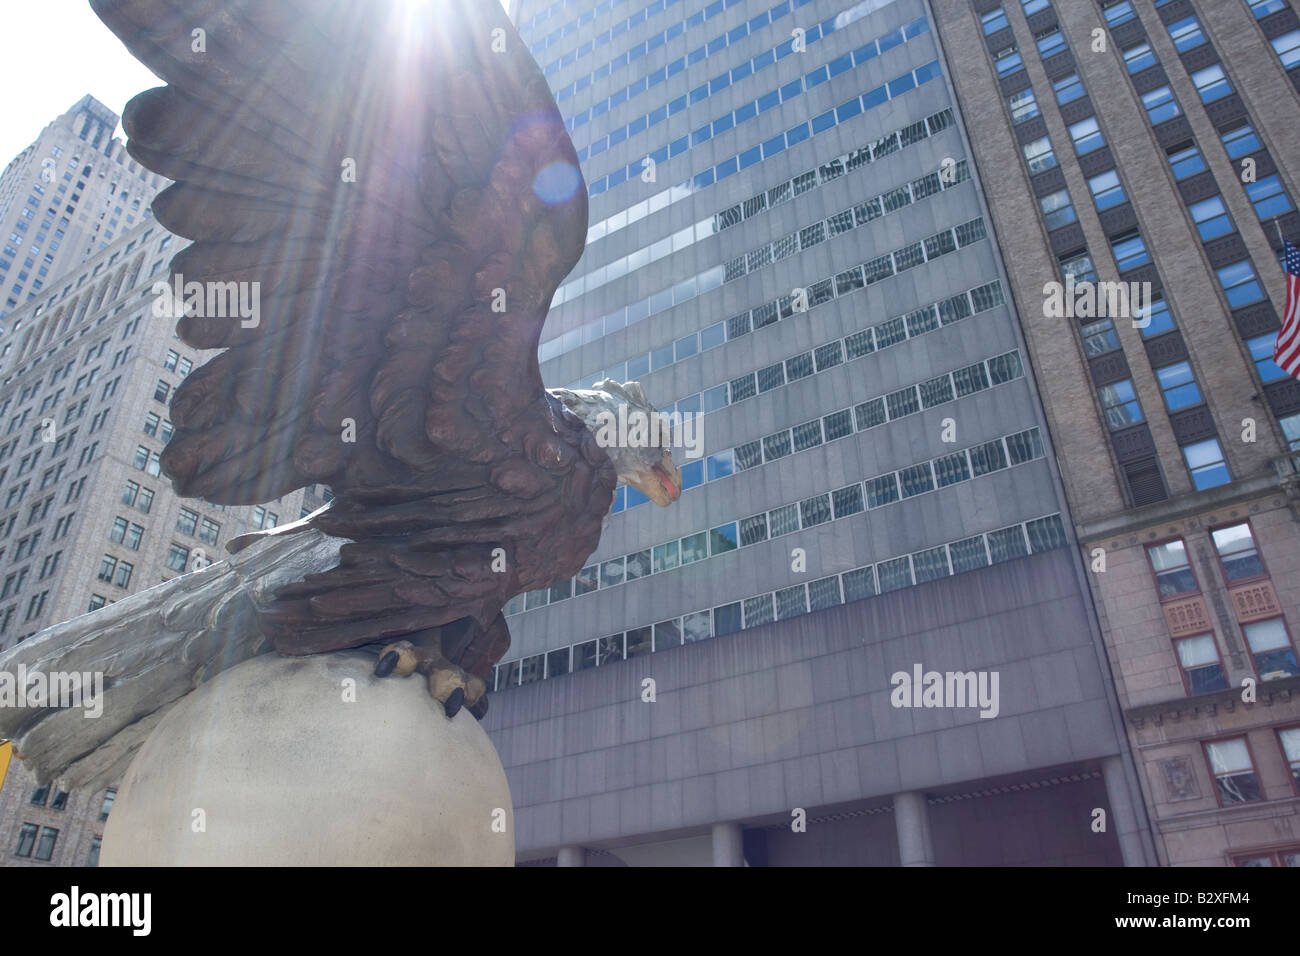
[0, 527, 347, 792]
[92, 0, 611, 659]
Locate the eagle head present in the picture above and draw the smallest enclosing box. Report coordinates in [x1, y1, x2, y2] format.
[551, 379, 684, 506]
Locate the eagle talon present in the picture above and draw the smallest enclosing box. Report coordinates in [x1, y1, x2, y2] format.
[375, 650, 400, 678]
[444, 686, 465, 718]
[374, 640, 422, 678]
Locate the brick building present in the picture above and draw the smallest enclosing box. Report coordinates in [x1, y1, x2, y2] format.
[929, 0, 1300, 865]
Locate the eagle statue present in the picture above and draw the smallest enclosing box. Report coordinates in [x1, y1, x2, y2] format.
[0, 0, 684, 792]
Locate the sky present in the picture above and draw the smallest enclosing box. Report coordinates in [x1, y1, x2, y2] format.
[0, 0, 512, 168]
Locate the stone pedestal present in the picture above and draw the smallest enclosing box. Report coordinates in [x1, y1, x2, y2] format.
[101, 651, 513, 866]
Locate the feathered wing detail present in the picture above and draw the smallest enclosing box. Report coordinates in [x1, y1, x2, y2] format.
[90, 0, 614, 671]
[0, 530, 348, 792]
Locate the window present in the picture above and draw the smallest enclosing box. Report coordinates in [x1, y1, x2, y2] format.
[981, 8, 1009, 33]
[1088, 170, 1127, 210]
[154, 380, 170, 403]
[1245, 0, 1287, 19]
[1147, 539, 1197, 598]
[143, 412, 159, 436]
[994, 46, 1024, 78]
[1052, 72, 1084, 104]
[1280, 413, 1300, 450]
[99, 789, 115, 821]
[176, 508, 198, 536]
[50, 789, 68, 811]
[1110, 230, 1149, 271]
[1069, 117, 1105, 155]
[15, 823, 37, 858]
[199, 517, 220, 545]
[1205, 738, 1262, 805]
[1212, 523, 1263, 581]
[34, 826, 58, 861]
[88, 837, 101, 867]
[1059, 250, 1097, 284]
[1156, 361, 1203, 410]
[1023, 137, 1058, 174]
[1021, 0, 1049, 12]
[165, 543, 191, 572]
[1036, 28, 1066, 58]
[1216, 260, 1265, 308]
[30, 784, 50, 806]
[1222, 123, 1261, 159]
[1176, 634, 1229, 694]
[1167, 16, 1206, 52]
[253, 506, 278, 530]
[1189, 197, 1233, 240]
[1142, 86, 1180, 125]
[1191, 65, 1232, 103]
[1271, 29, 1300, 70]
[1037, 189, 1076, 229]
[1245, 175, 1293, 220]
[1244, 618, 1298, 679]
[1183, 438, 1229, 490]
[1081, 318, 1120, 356]
[1008, 88, 1039, 124]
[1247, 334, 1287, 383]
[1122, 42, 1157, 74]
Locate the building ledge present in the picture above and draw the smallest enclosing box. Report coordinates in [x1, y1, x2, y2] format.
[1075, 468, 1290, 543]
[1125, 675, 1300, 728]
[1154, 794, 1300, 834]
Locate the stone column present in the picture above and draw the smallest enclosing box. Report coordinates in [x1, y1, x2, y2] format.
[1101, 755, 1148, 867]
[711, 822, 745, 866]
[556, 846, 586, 867]
[893, 791, 936, 866]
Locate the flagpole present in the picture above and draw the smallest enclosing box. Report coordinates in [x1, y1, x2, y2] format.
[1271, 214, 1285, 250]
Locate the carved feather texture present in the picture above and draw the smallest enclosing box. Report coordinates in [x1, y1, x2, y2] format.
[90, 0, 615, 672]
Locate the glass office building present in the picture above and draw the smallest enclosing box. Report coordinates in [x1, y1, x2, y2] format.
[487, 0, 1155, 865]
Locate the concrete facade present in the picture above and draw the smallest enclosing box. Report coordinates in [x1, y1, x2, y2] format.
[930, 0, 1300, 866]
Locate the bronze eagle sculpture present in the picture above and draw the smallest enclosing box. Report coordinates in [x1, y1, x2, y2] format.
[77, 0, 683, 720]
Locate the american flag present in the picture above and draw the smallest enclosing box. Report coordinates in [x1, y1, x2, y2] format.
[1275, 240, 1300, 381]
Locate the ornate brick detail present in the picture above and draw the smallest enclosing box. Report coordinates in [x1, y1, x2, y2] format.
[1266, 378, 1300, 416]
[1112, 424, 1156, 463]
[1230, 580, 1281, 622]
[1089, 351, 1131, 386]
[1143, 331, 1187, 367]
[1163, 595, 1211, 638]
[1232, 301, 1280, 338]
[1160, 756, 1201, 802]
[1168, 404, 1217, 445]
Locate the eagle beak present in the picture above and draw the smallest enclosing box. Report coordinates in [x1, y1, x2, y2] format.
[631, 457, 682, 506]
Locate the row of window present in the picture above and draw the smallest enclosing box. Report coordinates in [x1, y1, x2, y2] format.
[550, 106, 959, 360]
[618, 342, 1024, 510]
[13, 787, 113, 863]
[550, 195, 985, 383]
[557, 0, 844, 124]
[495, 513, 1070, 689]
[514, 424, 1047, 615]
[1146, 523, 1298, 688]
[568, 9, 927, 165]
[589, 277, 1004, 469]
[581, 48, 943, 200]
[558, 108, 959, 308]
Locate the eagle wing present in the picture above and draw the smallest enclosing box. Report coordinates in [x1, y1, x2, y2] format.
[92, 0, 614, 662]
